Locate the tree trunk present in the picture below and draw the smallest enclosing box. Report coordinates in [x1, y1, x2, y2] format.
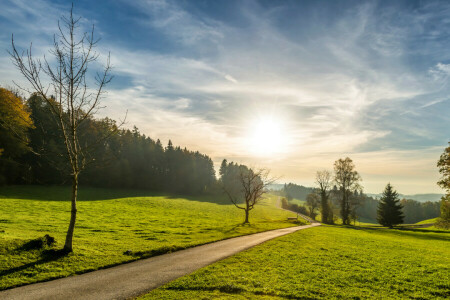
[64, 173, 78, 252]
[244, 209, 249, 223]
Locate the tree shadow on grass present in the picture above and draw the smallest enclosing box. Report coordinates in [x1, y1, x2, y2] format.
[342, 225, 450, 242]
[165, 193, 231, 205]
[0, 249, 68, 280]
[0, 185, 162, 201]
[221, 223, 255, 234]
[0, 185, 232, 204]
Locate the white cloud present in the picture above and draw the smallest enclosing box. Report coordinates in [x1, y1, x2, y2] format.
[429, 63, 450, 80]
[174, 97, 190, 109]
[224, 74, 237, 83]
[1, 0, 449, 193]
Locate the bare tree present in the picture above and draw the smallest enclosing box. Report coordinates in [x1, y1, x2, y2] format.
[10, 7, 120, 252]
[223, 167, 275, 224]
[333, 157, 362, 225]
[315, 170, 332, 224]
[305, 192, 320, 220]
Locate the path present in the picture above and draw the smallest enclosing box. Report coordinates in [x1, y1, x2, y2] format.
[1, 223, 320, 300]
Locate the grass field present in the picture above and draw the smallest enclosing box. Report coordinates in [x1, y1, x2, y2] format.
[288, 198, 305, 206]
[416, 217, 438, 224]
[143, 225, 450, 299]
[0, 186, 302, 290]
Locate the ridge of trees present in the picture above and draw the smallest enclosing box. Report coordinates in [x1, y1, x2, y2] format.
[276, 179, 440, 224]
[0, 91, 217, 195]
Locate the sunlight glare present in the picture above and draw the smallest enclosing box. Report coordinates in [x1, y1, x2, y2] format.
[247, 117, 287, 156]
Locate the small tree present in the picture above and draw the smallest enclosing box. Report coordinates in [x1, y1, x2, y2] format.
[315, 170, 332, 223]
[377, 183, 404, 228]
[10, 7, 118, 252]
[223, 167, 274, 224]
[306, 192, 320, 220]
[333, 157, 362, 225]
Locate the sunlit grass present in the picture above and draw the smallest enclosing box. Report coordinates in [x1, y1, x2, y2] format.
[143, 225, 450, 299]
[0, 186, 301, 290]
[416, 217, 438, 224]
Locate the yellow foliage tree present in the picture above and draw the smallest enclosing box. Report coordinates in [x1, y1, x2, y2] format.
[0, 87, 34, 156]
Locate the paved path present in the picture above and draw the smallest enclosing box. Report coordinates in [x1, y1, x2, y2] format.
[1, 223, 320, 300]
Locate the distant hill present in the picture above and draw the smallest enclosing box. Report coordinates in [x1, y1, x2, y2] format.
[267, 184, 285, 191]
[270, 183, 315, 201]
[366, 193, 444, 202]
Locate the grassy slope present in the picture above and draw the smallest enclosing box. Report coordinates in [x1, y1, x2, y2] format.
[289, 198, 305, 205]
[0, 186, 302, 290]
[416, 217, 438, 224]
[144, 226, 450, 299]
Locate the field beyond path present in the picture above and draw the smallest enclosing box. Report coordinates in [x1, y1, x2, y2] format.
[0, 223, 319, 300]
[144, 225, 450, 299]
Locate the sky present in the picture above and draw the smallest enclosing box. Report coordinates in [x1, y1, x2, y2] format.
[0, 0, 449, 194]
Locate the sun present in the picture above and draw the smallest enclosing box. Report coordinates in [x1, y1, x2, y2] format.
[246, 117, 286, 156]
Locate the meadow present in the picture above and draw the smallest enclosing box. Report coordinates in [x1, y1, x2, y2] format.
[143, 225, 450, 299]
[0, 186, 301, 290]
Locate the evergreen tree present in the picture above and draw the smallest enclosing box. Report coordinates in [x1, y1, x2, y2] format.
[377, 183, 404, 228]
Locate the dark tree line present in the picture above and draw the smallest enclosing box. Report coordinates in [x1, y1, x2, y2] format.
[0, 92, 216, 195]
[277, 183, 314, 202]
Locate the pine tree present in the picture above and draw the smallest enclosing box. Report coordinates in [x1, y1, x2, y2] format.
[377, 183, 404, 228]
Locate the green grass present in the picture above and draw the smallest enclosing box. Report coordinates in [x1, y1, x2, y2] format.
[143, 225, 450, 299]
[416, 217, 438, 224]
[0, 186, 302, 290]
[288, 198, 305, 206]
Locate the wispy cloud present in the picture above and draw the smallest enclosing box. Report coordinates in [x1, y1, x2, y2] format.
[1, 0, 449, 193]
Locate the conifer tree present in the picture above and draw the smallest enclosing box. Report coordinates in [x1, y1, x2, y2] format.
[377, 183, 404, 228]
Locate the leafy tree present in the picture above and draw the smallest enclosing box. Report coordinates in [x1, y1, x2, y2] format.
[315, 170, 332, 223]
[0, 87, 34, 184]
[20, 94, 67, 184]
[0, 87, 33, 157]
[437, 195, 450, 229]
[306, 192, 320, 220]
[11, 7, 115, 252]
[377, 183, 404, 228]
[280, 197, 289, 209]
[221, 161, 274, 223]
[219, 159, 228, 178]
[333, 157, 362, 225]
[437, 142, 450, 193]
[437, 142, 450, 228]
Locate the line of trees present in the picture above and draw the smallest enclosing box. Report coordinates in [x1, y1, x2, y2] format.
[277, 157, 441, 226]
[0, 92, 217, 194]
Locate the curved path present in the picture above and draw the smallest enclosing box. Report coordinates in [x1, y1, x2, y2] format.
[1, 223, 320, 300]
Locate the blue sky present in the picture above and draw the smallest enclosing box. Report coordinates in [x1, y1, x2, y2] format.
[1, 0, 449, 194]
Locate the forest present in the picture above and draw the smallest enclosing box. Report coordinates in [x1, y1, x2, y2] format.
[278, 182, 441, 224]
[0, 89, 216, 195]
[0, 86, 445, 224]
